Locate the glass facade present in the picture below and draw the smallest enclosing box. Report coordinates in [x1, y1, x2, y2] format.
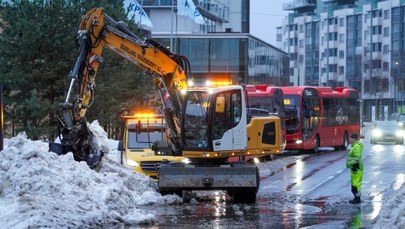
[153, 35, 289, 85]
[178, 38, 240, 72]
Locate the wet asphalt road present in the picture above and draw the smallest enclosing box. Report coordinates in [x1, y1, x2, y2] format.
[139, 125, 405, 228]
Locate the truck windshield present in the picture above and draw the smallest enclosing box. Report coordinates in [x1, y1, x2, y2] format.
[127, 130, 164, 149]
[183, 91, 209, 149]
[284, 95, 301, 134]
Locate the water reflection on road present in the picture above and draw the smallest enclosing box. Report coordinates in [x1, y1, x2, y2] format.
[140, 189, 371, 228]
[140, 137, 405, 228]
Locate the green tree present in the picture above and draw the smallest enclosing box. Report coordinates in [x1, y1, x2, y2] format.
[87, 49, 155, 139]
[0, 0, 152, 140]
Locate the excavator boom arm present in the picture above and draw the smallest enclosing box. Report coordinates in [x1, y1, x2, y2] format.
[69, 8, 188, 120]
[51, 7, 189, 167]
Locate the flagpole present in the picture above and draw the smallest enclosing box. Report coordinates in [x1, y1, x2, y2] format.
[174, 5, 178, 53]
[170, 0, 174, 52]
[140, 0, 144, 29]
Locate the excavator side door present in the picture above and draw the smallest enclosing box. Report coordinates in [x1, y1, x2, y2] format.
[212, 89, 247, 151]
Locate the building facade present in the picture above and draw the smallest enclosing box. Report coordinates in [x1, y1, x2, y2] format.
[277, 0, 405, 121]
[141, 0, 289, 85]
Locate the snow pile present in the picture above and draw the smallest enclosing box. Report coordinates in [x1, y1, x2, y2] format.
[0, 121, 182, 228]
[372, 181, 405, 228]
[257, 154, 310, 179]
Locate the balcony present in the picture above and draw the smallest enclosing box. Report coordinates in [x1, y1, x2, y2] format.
[283, 0, 316, 11]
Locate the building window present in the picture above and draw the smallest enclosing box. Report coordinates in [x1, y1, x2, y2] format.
[372, 25, 382, 35]
[329, 48, 338, 57]
[299, 39, 303, 48]
[299, 25, 303, 33]
[383, 62, 389, 71]
[339, 34, 344, 43]
[364, 30, 369, 40]
[290, 53, 297, 61]
[383, 10, 390, 20]
[339, 66, 344, 75]
[372, 59, 381, 69]
[289, 38, 297, 46]
[383, 44, 389, 54]
[339, 18, 344, 27]
[372, 10, 382, 18]
[299, 55, 304, 64]
[339, 50, 344, 59]
[328, 17, 337, 25]
[328, 32, 338, 41]
[364, 12, 369, 22]
[383, 27, 389, 37]
[364, 62, 369, 71]
[329, 64, 338, 73]
[372, 42, 382, 52]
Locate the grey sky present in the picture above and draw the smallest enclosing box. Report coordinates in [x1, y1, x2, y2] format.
[250, 0, 290, 45]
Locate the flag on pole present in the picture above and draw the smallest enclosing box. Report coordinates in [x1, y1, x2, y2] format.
[177, 0, 206, 24]
[124, 0, 153, 30]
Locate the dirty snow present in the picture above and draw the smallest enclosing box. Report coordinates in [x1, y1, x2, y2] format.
[0, 120, 403, 228]
[0, 121, 181, 228]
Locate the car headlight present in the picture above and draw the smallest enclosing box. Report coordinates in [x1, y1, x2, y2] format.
[181, 158, 191, 164]
[126, 159, 139, 167]
[372, 129, 382, 137]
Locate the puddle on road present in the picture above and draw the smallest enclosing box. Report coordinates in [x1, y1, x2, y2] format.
[138, 192, 377, 229]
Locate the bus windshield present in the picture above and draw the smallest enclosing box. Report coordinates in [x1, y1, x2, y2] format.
[284, 95, 301, 134]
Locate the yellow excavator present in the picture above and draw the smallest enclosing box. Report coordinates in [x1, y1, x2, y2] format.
[50, 7, 283, 203]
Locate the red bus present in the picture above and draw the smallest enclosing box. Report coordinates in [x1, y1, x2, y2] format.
[227, 84, 286, 163]
[281, 86, 360, 152]
[245, 84, 286, 148]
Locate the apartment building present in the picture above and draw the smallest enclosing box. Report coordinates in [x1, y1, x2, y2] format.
[141, 0, 289, 85]
[277, 0, 405, 121]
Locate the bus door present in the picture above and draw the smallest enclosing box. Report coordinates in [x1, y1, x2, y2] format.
[301, 89, 321, 143]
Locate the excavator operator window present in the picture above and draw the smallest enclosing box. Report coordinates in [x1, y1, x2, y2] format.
[213, 90, 241, 140]
[183, 91, 209, 150]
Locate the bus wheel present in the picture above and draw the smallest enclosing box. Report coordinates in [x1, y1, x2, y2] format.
[335, 132, 348, 151]
[311, 136, 320, 154]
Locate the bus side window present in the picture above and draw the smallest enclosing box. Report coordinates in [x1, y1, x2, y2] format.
[303, 101, 310, 118]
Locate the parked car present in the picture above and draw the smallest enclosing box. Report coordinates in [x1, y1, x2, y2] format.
[398, 114, 405, 129]
[389, 112, 401, 121]
[370, 120, 404, 145]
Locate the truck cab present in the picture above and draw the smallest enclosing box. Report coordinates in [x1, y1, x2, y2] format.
[119, 110, 185, 179]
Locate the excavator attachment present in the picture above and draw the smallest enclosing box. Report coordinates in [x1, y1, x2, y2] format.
[158, 162, 259, 203]
[49, 103, 104, 170]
